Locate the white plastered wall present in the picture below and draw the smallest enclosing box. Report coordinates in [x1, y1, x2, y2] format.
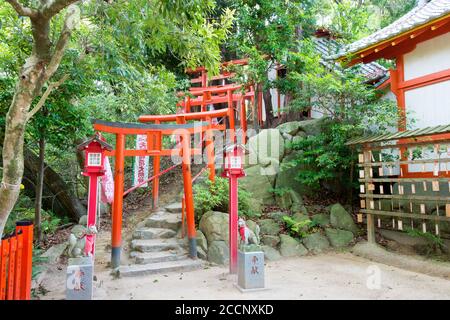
[403, 32, 450, 81]
[405, 80, 450, 129]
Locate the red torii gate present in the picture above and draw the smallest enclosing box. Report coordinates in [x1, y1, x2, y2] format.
[139, 84, 251, 208]
[92, 119, 212, 269]
[185, 59, 265, 127]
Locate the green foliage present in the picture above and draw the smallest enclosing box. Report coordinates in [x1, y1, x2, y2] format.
[406, 228, 444, 250]
[269, 187, 291, 197]
[282, 215, 318, 238]
[193, 172, 255, 221]
[3, 194, 35, 235]
[279, 37, 400, 193]
[225, 0, 318, 96]
[0, 0, 235, 229]
[315, 0, 418, 42]
[31, 248, 48, 281]
[4, 193, 68, 236]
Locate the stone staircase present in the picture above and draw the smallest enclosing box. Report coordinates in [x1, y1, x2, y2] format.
[118, 202, 203, 277]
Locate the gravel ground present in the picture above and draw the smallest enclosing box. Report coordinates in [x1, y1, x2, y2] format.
[38, 250, 450, 300]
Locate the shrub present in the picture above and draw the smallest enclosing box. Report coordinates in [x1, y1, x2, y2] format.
[193, 172, 255, 222]
[282, 215, 319, 238]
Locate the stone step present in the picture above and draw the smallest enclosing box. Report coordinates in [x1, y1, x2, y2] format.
[133, 227, 176, 240]
[118, 259, 203, 277]
[130, 251, 187, 264]
[145, 213, 181, 231]
[131, 238, 182, 253]
[165, 202, 182, 214]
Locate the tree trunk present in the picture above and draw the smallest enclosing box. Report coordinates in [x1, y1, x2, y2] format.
[0, 54, 46, 237]
[0, 3, 80, 237]
[263, 88, 274, 128]
[34, 125, 45, 243]
[24, 147, 85, 222]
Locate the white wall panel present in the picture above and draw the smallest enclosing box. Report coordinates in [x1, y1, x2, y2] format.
[405, 80, 450, 129]
[404, 32, 450, 81]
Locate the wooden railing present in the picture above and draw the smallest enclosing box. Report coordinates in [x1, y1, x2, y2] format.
[0, 221, 33, 300]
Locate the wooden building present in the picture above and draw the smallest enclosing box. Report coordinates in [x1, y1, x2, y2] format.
[335, 0, 450, 130]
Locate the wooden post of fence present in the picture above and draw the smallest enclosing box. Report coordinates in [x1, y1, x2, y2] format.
[364, 148, 376, 243]
[0, 238, 9, 300]
[6, 236, 17, 300]
[14, 232, 23, 300]
[16, 220, 33, 300]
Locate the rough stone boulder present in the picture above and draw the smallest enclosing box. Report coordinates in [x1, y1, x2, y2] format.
[197, 247, 207, 260]
[292, 212, 309, 223]
[302, 232, 330, 253]
[248, 128, 285, 164]
[207, 241, 229, 265]
[261, 235, 280, 248]
[325, 228, 354, 248]
[276, 191, 292, 210]
[311, 214, 330, 227]
[330, 204, 359, 235]
[262, 245, 282, 261]
[292, 134, 305, 145]
[258, 219, 281, 236]
[267, 211, 286, 223]
[298, 118, 324, 136]
[279, 234, 308, 257]
[240, 165, 275, 206]
[196, 230, 208, 252]
[245, 220, 260, 239]
[275, 151, 310, 196]
[277, 121, 304, 136]
[199, 211, 229, 244]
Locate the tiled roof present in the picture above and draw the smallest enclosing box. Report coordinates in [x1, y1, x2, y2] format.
[333, 0, 450, 59]
[346, 123, 450, 145]
[314, 37, 389, 84]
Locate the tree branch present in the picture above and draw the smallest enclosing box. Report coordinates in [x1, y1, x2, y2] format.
[5, 0, 37, 18]
[41, 0, 80, 19]
[43, 4, 80, 81]
[27, 74, 69, 121]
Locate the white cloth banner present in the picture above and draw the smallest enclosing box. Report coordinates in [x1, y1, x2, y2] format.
[101, 156, 114, 204]
[133, 134, 149, 187]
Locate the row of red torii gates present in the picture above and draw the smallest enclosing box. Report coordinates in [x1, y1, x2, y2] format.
[90, 60, 262, 269]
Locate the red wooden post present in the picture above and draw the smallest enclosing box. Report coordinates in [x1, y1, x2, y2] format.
[181, 132, 197, 258]
[16, 221, 33, 300]
[205, 117, 215, 182]
[257, 86, 263, 127]
[241, 98, 247, 145]
[181, 196, 186, 238]
[201, 70, 208, 87]
[6, 236, 17, 300]
[14, 232, 23, 300]
[0, 238, 9, 300]
[227, 89, 236, 144]
[229, 174, 239, 273]
[153, 121, 161, 209]
[186, 95, 191, 113]
[112, 133, 126, 268]
[78, 133, 112, 257]
[221, 145, 246, 274]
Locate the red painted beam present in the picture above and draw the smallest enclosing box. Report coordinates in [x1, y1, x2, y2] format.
[399, 68, 450, 91]
[139, 108, 229, 123]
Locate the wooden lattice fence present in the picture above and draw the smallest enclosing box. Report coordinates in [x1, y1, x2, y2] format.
[347, 125, 450, 243]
